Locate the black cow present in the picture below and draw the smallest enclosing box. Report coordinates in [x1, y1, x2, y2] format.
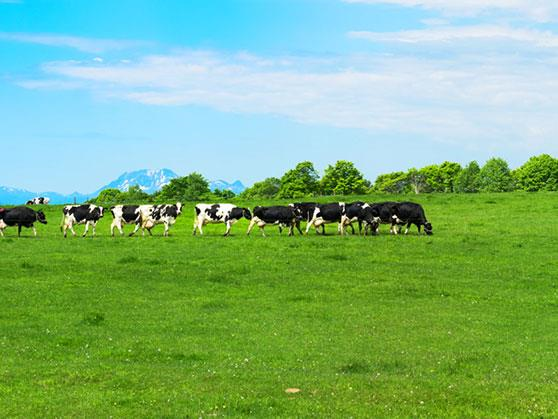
[247, 206, 299, 237]
[61, 204, 105, 237]
[393, 202, 433, 235]
[306, 202, 352, 235]
[340, 201, 370, 235]
[363, 202, 401, 235]
[193, 203, 252, 236]
[289, 202, 320, 234]
[110, 205, 141, 236]
[0, 206, 47, 237]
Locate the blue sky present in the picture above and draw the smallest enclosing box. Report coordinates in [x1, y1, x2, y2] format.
[1, 0, 558, 193]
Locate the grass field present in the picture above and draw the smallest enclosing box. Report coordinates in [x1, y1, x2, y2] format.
[1, 193, 557, 417]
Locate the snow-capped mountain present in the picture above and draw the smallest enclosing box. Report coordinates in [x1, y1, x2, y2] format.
[96, 169, 179, 194]
[209, 179, 246, 194]
[0, 169, 246, 204]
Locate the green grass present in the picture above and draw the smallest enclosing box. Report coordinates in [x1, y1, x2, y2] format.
[1, 193, 558, 417]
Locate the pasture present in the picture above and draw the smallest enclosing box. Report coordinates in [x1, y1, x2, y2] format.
[1, 193, 557, 417]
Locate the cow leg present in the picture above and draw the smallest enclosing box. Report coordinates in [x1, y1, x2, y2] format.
[0, 228, 4, 237]
[69, 223, 77, 237]
[417, 223, 422, 235]
[92, 222, 97, 237]
[82, 222, 90, 237]
[305, 218, 316, 235]
[295, 220, 303, 235]
[288, 223, 294, 236]
[278, 225, 283, 235]
[33, 226, 37, 237]
[259, 225, 266, 237]
[18, 224, 22, 237]
[246, 219, 257, 236]
[164, 222, 169, 237]
[129, 222, 140, 237]
[358, 220, 363, 236]
[223, 221, 233, 236]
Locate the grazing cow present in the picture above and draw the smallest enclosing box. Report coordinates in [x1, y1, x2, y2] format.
[305, 203, 350, 235]
[364, 202, 401, 235]
[393, 202, 433, 235]
[289, 202, 319, 235]
[26, 197, 50, 205]
[0, 206, 47, 237]
[340, 201, 371, 235]
[247, 206, 299, 237]
[130, 203, 183, 237]
[61, 204, 105, 237]
[109, 205, 142, 236]
[193, 203, 252, 236]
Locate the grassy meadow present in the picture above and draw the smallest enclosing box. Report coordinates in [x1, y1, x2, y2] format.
[1, 192, 557, 417]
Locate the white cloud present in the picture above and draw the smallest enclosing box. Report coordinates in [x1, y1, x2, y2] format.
[344, 0, 558, 22]
[18, 50, 558, 152]
[349, 25, 558, 48]
[0, 32, 147, 53]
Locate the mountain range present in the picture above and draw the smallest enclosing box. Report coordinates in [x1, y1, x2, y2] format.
[0, 169, 246, 205]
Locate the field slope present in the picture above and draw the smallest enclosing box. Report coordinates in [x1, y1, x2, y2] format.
[1, 193, 557, 417]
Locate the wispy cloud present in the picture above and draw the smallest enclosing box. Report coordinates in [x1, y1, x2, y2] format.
[349, 25, 558, 48]
[344, 0, 558, 22]
[0, 32, 148, 53]
[17, 50, 558, 152]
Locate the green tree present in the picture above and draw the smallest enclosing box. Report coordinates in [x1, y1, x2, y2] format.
[213, 189, 236, 199]
[320, 160, 369, 195]
[406, 168, 428, 194]
[514, 154, 558, 191]
[92, 188, 123, 204]
[277, 161, 319, 198]
[455, 161, 481, 193]
[123, 185, 150, 202]
[373, 171, 409, 194]
[438, 161, 462, 192]
[418, 165, 442, 192]
[158, 172, 210, 201]
[240, 177, 281, 199]
[478, 158, 515, 192]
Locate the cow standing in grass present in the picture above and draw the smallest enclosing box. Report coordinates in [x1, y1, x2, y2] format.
[247, 206, 299, 237]
[193, 203, 252, 236]
[110, 205, 142, 236]
[61, 204, 105, 238]
[393, 202, 433, 235]
[129, 203, 182, 237]
[305, 203, 350, 235]
[0, 206, 47, 237]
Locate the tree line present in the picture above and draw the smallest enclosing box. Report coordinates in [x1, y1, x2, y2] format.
[91, 154, 558, 204]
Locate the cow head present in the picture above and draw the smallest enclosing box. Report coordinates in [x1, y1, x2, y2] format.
[36, 210, 47, 224]
[98, 206, 105, 218]
[243, 208, 252, 220]
[424, 222, 433, 235]
[176, 203, 183, 215]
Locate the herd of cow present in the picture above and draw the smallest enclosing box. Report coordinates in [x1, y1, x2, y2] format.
[0, 200, 432, 238]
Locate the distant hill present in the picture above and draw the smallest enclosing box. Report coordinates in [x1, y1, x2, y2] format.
[0, 169, 246, 205]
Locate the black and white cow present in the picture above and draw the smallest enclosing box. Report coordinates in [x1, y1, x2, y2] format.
[247, 206, 300, 237]
[0, 206, 47, 237]
[305, 203, 349, 235]
[340, 201, 372, 235]
[393, 202, 433, 235]
[130, 203, 183, 237]
[193, 203, 252, 236]
[61, 204, 105, 237]
[26, 197, 50, 205]
[110, 205, 142, 236]
[363, 202, 401, 235]
[289, 202, 318, 235]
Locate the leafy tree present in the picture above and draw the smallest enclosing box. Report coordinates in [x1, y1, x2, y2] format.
[92, 188, 123, 204]
[418, 165, 442, 192]
[406, 168, 428, 194]
[478, 158, 515, 192]
[213, 189, 236, 199]
[454, 161, 480, 193]
[514, 154, 558, 191]
[277, 161, 319, 198]
[241, 177, 281, 199]
[320, 160, 369, 195]
[158, 172, 210, 201]
[438, 161, 462, 192]
[124, 185, 150, 202]
[373, 171, 409, 194]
